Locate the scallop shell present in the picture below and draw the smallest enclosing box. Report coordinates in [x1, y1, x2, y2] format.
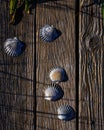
[4, 37, 25, 56]
[57, 105, 76, 121]
[40, 24, 61, 42]
[49, 67, 68, 83]
[44, 85, 64, 101]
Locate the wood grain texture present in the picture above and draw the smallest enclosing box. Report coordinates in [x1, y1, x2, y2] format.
[36, 0, 76, 130]
[79, 0, 104, 129]
[0, 1, 35, 130]
[2, 0, 104, 130]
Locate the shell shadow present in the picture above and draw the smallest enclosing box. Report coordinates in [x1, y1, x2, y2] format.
[54, 29, 62, 41]
[62, 70, 68, 82]
[19, 40, 26, 55]
[58, 67, 68, 82]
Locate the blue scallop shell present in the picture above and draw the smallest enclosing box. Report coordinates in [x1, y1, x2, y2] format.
[44, 85, 64, 101]
[4, 37, 25, 57]
[57, 105, 76, 121]
[40, 24, 61, 42]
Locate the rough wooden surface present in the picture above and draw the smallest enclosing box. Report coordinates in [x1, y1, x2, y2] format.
[1, 0, 104, 130]
[0, 1, 35, 130]
[36, 0, 76, 130]
[79, 0, 104, 129]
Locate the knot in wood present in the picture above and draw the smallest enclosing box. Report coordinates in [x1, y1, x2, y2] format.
[85, 35, 100, 51]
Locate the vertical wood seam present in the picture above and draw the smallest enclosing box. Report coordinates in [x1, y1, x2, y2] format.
[75, 0, 79, 130]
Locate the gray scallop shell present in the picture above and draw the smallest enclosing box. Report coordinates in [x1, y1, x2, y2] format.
[44, 85, 64, 101]
[40, 24, 60, 42]
[57, 105, 76, 121]
[49, 67, 67, 83]
[4, 37, 25, 56]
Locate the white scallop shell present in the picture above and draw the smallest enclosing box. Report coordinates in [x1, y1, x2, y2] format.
[4, 37, 25, 56]
[49, 67, 68, 83]
[40, 24, 61, 42]
[44, 85, 64, 101]
[57, 105, 76, 121]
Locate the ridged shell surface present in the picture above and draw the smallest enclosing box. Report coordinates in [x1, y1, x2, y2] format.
[49, 67, 67, 83]
[44, 85, 64, 101]
[4, 37, 25, 56]
[40, 24, 61, 42]
[57, 105, 76, 121]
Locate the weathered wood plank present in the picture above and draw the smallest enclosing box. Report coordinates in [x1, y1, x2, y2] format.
[79, 1, 104, 129]
[36, 1, 76, 130]
[0, 1, 35, 130]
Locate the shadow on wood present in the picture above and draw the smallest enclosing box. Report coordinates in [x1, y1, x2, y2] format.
[11, 3, 24, 25]
[0, 70, 33, 82]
